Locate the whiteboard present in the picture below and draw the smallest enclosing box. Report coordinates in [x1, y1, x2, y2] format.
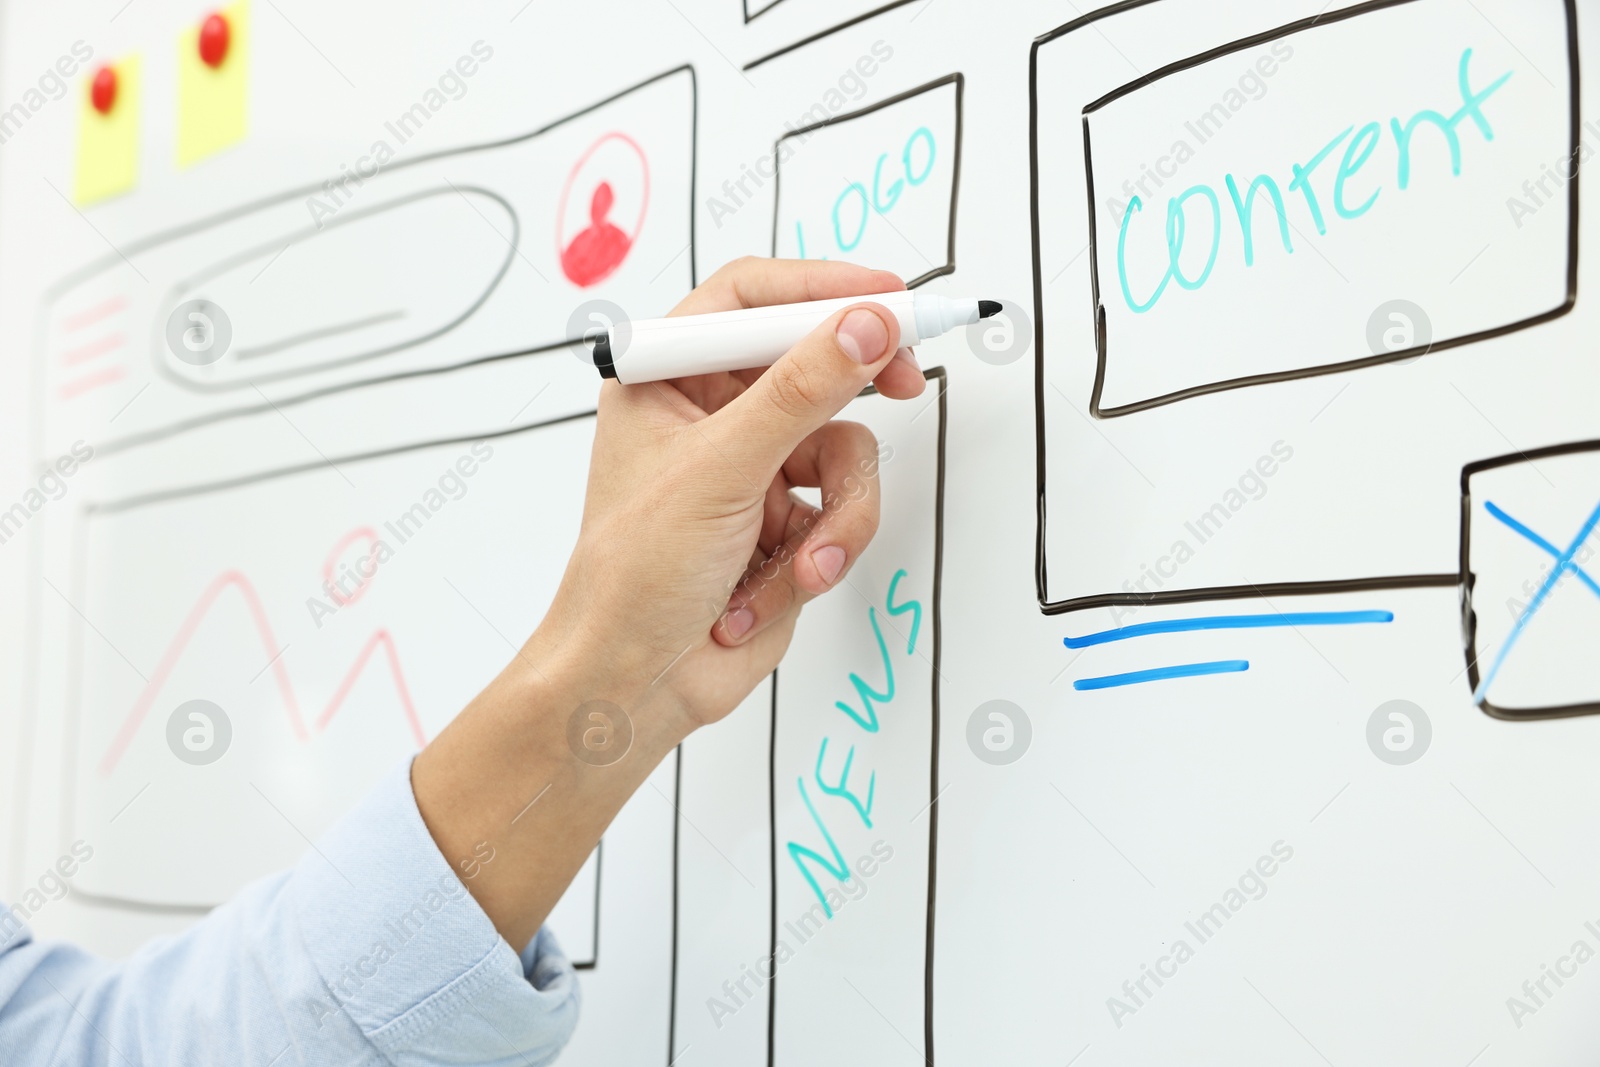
[3, 0, 1600, 1064]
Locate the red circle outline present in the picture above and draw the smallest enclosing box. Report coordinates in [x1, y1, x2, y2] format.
[555, 131, 650, 280]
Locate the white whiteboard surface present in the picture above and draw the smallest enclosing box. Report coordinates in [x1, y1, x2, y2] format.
[2, 1, 1600, 1065]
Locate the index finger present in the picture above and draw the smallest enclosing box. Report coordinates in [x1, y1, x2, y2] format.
[671, 257, 905, 317]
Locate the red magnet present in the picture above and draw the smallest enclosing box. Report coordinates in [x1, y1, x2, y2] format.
[199, 13, 230, 68]
[90, 66, 117, 115]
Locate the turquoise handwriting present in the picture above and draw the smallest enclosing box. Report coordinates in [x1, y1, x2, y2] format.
[795, 128, 937, 259]
[786, 568, 920, 917]
[1116, 48, 1511, 313]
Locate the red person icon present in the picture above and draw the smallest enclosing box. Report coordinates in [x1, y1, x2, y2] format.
[561, 181, 633, 288]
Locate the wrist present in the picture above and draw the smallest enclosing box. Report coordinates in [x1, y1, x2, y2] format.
[412, 611, 695, 951]
[517, 622, 698, 761]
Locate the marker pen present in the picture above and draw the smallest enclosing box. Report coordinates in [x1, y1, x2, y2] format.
[590, 291, 1000, 384]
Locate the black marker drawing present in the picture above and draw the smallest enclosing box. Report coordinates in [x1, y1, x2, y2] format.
[745, 0, 920, 72]
[35, 64, 699, 452]
[1461, 438, 1600, 721]
[1030, 0, 1580, 617]
[1077, 0, 1579, 418]
[669, 366, 947, 1065]
[62, 409, 606, 965]
[743, 0, 790, 24]
[770, 73, 964, 290]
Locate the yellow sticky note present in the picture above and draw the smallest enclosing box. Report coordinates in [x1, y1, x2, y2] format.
[177, 1, 250, 167]
[74, 56, 140, 205]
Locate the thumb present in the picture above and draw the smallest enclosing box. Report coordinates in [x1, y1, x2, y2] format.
[702, 303, 899, 471]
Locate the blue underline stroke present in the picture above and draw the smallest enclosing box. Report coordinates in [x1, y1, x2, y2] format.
[1064, 610, 1394, 649]
[1073, 660, 1251, 691]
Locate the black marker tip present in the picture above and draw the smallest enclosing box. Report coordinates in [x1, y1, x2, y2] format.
[978, 300, 1002, 319]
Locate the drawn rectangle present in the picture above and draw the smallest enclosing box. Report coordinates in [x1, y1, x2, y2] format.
[1078, 0, 1574, 416]
[65, 416, 589, 908]
[772, 74, 961, 288]
[549, 844, 601, 968]
[671, 369, 945, 1066]
[743, 0, 919, 71]
[1462, 441, 1600, 719]
[39, 66, 697, 458]
[743, 0, 787, 22]
[670, 679, 775, 1065]
[63, 412, 682, 1021]
[1031, 0, 1578, 617]
[771, 374, 943, 1064]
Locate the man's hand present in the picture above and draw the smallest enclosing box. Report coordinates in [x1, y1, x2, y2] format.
[546, 256, 924, 730]
[412, 258, 922, 951]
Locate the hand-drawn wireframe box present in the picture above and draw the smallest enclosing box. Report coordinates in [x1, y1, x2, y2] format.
[65, 414, 596, 909]
[772, 74, 962, 288]
[66, 406, 678, 1066]
[1043, 0, 1575, 420]
[1461, 440, 1600, 720]
[672, 368, 946, 1067]
[742, 0, 924, 71]
[38, 66, 697, 456]
[1030, 0, 1578, 617]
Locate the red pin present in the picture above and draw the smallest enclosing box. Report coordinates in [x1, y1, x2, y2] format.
[90, 66, 117, 115]
[198, 12, 230, 68]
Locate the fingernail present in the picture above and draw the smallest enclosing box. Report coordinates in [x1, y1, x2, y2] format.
[837, 308, 890, 364]
[723, 607, 754, 640]
[814, 545, 846, 586]
[894, 346, 921, 371]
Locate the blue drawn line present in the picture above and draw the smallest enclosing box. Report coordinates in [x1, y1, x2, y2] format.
[1483, 501, 1600, 601]
[1064, 610, 1394, 649]
[1473, 496, 1600, 705]
[1073, 660, 1250, 691]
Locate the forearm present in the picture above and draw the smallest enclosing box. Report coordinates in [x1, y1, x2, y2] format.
[411, 255, 910, 1003]
[410, 626, 691, 950]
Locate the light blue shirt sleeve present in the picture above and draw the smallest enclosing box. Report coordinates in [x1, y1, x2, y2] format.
[0, 759, 580, 1066]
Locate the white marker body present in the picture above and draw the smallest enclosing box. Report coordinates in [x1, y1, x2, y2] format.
[601, 291, 981, 384]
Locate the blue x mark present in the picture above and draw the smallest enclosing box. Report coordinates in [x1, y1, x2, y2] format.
[1473, 497, 1600, 704]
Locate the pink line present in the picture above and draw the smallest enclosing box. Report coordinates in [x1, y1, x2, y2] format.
[58, 366, 125, 400]
[322, 525, 381, 608]
[60, 333, 126, 366]
[314, 629, 427, 748]
[61, 295, 128, 333]
[99, 571, 306, 776]
[97, 572, 428, 777]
